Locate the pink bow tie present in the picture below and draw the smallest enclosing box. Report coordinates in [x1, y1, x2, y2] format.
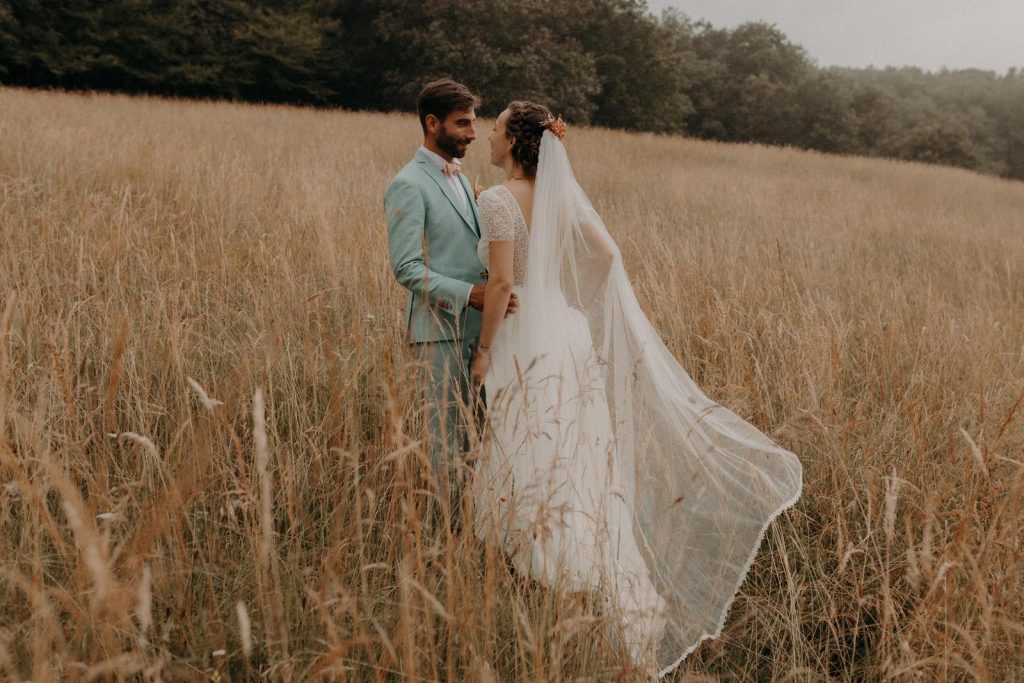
[442, 162, 461, 178]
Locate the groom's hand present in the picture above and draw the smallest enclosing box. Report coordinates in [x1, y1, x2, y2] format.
[469, 284, 518, 317]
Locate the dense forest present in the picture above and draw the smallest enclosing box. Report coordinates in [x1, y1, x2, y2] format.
[2, 0, 1022, 180]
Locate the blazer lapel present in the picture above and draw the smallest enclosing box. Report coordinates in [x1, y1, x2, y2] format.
[415, 150, 477, 235]
[459, 172, 482, 238]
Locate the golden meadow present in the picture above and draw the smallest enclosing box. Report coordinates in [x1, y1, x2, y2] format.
[1, 87, 1022, 681]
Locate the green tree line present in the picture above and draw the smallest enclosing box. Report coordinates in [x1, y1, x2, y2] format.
[2, 0, 1022, 180]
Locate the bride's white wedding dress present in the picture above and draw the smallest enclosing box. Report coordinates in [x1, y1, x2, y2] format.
[470, 133, 803, 678]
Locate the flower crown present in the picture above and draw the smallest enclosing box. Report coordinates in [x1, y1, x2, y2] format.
[543, 114, 567, 140]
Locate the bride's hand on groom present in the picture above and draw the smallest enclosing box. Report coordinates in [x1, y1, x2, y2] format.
[470, 347, 491, 386]
[469, 284, 518, 318]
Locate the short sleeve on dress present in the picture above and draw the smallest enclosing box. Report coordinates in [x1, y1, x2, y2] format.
[479, 188, 517, 242]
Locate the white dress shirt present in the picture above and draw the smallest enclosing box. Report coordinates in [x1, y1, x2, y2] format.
[420, 145, 468, 211]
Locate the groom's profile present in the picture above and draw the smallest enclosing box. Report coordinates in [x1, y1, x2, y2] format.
[384, 78, 516, 523]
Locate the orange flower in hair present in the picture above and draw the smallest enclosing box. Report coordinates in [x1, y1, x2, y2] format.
[545, 114, 567, 140]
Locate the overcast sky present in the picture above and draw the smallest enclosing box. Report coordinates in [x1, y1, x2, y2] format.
[648, 0, 1024, 74]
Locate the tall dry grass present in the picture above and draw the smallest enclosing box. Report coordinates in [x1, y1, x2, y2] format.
[0, 86, 1022, 681]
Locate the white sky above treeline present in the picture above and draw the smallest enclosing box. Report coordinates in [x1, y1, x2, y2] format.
[649, 0, 1024, 74]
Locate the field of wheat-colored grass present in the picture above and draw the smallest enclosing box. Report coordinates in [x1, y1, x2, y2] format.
[1, 86, 1023, 681]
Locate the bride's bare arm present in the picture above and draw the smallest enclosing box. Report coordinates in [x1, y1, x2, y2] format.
[471, 239, 514, 383]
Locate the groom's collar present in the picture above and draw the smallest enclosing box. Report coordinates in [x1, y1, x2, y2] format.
[418, 145, 461, 172]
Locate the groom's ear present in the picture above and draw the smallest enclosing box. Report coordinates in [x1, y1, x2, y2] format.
[424, 114, 440, 136]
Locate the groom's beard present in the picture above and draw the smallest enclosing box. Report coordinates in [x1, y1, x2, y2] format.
[437, 127, 470, 159]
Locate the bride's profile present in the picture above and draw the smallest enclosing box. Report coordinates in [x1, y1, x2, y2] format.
[468, 100, 803, 677]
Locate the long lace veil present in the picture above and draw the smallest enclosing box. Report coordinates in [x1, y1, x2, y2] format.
[525, 130, 803, 675]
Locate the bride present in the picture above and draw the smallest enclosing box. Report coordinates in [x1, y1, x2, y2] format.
[468, 101, 803, 677]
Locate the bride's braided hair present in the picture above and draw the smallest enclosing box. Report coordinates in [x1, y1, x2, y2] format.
[505, 100, 554, 178]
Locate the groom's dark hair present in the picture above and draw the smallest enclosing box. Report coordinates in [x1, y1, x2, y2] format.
[417, 78, 481, 133]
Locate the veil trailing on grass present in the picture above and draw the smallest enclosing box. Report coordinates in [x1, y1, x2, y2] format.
[473, 131, 803, 676]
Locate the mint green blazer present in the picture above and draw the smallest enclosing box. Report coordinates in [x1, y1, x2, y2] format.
[385, 149, 486, 343]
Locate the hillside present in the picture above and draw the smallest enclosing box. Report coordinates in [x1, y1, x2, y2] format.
[0, 87, 1022, 680]
[4, 1, 1024, 180]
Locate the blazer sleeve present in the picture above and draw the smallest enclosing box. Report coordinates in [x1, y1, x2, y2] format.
[385, 176, 472, 311]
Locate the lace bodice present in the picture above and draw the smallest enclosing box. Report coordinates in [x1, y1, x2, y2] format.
[477, 185, 529, 286]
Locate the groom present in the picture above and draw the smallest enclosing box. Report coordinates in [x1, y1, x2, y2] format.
[384, 78, 517, 518]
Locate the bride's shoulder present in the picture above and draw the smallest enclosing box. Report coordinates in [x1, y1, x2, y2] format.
[479, 184, 507, 199]
[478, 184, 511, 207]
